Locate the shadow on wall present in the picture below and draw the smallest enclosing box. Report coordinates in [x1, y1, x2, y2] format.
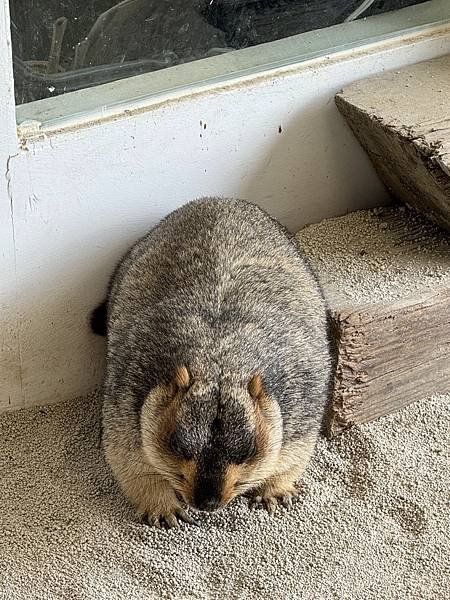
[240, 94, 389, 230]
[12, 247, 108, 409]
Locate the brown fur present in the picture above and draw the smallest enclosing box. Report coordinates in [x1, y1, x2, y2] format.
[177, 459, 198, 506]
[174, 365, 190, 391]
[222, 464, 245, 504]
[251, 375, 278, 460]
[248, 434, 318, 512]
[248, 373, 264, 401]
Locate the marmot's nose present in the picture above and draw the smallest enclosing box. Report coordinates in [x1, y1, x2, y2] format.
[194, 497, 222, 512]
[193, 485, 222, 511]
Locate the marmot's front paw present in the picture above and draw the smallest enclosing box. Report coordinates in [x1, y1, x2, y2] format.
[115, 464, 198, 529]
[248, 481, 300, 515]
[248, 491, 295, 514]
[142, 506, 197, 529]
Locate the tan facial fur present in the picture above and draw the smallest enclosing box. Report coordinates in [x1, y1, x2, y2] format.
[139, 368, 284, 510]
[222, 464, 247, 504]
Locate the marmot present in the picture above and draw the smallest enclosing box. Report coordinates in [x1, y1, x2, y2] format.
[93, 198, 332, 528]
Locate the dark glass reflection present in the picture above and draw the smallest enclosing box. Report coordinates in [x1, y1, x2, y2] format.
[10, 0, 428, 105]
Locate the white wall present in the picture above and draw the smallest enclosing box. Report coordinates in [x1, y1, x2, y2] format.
[2, 16, 450, 410]
[0, 0, 22, 410]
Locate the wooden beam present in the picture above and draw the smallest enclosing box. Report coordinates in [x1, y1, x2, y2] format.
[335, 55, 450, 232]
[328, 289, 450, 436]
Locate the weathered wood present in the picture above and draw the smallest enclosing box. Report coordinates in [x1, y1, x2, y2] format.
[335, 55, 450, 232]
[328, 289, 450, 436]
[297, 206, 450, 436]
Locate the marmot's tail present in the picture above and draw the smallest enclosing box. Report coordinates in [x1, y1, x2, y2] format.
[90, 301, 107, 336]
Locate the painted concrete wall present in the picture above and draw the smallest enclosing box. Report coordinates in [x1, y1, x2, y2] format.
[2, 13, 450, 410]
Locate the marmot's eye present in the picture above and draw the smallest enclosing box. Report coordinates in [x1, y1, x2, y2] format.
[229, 438, 258, 465]
[169, 432, 194, 461]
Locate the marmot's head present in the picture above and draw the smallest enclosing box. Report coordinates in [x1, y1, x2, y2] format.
[140, 366, 283, 511]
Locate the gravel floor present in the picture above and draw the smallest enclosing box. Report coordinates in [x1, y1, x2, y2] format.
[1, 392, 448, 600]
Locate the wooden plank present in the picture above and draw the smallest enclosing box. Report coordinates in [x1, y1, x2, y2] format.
[297, 206, 450, 436]
[335, 55, 450, 231]
[328, 289, 450, 436]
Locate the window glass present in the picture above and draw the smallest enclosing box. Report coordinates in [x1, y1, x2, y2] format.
[9, 1, 438, 105]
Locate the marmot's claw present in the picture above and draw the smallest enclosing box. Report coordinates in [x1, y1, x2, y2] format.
[146, 515, 162, 528]
[281, 494, 293, 509]
[248, 490, 296, 514]
[144, 507, 197, 528]
[164, 513, 180, 528]
[176, 508, 198, 526]
[248, 495, 263, 510]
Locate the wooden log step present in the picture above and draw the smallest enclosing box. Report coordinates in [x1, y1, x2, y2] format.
[335, 55, 450, 232]
[297, 205, 450, 436]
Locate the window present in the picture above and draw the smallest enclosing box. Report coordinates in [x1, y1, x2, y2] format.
[11, 0, 446, 109]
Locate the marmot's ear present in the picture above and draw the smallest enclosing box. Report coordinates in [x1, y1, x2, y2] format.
[172, 365, 190, 394]
[248, 373, 265, 403]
